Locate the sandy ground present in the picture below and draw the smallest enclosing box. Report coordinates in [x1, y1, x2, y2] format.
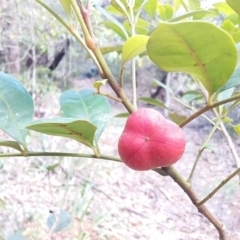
[1, 105, 240, 240]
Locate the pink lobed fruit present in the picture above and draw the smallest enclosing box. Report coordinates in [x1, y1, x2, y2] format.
[118, 108, 186, 171]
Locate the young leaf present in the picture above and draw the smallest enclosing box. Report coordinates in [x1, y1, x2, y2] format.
[147, 22, 238, 96]
[0, 72, 34, 146]
[60, 89, 111, 142]
[122, 35, 149, 65]
[157, 4, 174, 21]
[219, 43, 240, 92]
[47, 210, 72, 233]
[25, 118, 96, 149]
[59, 0, 72, 18]
[93, 79, 108, 92]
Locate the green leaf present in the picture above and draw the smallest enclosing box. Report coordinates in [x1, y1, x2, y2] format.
[219, 43, 240, 92]
[102, 21, 128, 40]
[86, 45, 122, 59]
[169, 112, 188, 125]
[144, 0, 157, 18]
[46, 163, 60, 172]
[157, 4, 174, 21]
[151, 79, 174, 94]
[60, 89, 111, 142]
[0, 72, 34, 146]
[93, 79, 108, 92]
[25, 118, 96, 149]
[47, 210, 72, 233]
[233, 124, 240, 136]
[135, 18, 150, 35]
[221, 19, 235, 33]
[214, 2, 236, 16]
[232, 31, 240, 43]
[0, 141, 24, 153]
[226, 0, 240, 15]
[122, 35, 149, 64]
[138, 97, 168, 109]
[168, 10, 217, 22]
[147, 22, 238, 96]
[114, 113, 130, 118]
[59, 0, 72, 18]
[182, 90, 203, 103]
[188, 0, 200, 10]
[111, 0, 129, 17]
[95, 5, 128, 39]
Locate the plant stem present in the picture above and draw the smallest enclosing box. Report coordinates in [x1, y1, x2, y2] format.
[161, 166, 228, 240]
[187, 118, 221, 183]
[179, 93, 240, 128]
[0, 151, 121, 162]
[197, 167, 240, 207]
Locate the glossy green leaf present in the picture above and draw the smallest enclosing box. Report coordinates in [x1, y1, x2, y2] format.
[0, 72, 34, 146]
[59, 0, 72, 18]
[0, 141, 24, 153]
[138, 97, 168, 109]
[60, 89, 111, 142]
[122, 35, 149, 64]
[220, 43, 240, 92]
[226, 0, 240, 15]
[144, 0, 157, 18]
[47, 210, 72, 233]
[147, 21, 238, 96]
[25, 118, 96, 149]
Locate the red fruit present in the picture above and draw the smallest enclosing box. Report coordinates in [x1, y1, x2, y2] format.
[118, 108, 186, 171]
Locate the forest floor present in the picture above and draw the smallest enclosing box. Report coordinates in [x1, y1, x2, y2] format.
[1, 89, 240, 240]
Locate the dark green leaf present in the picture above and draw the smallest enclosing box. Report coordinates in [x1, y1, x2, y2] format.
[147, 22, 238, 96]
[60, 89, 111, 142]
[0, 72, 34, 146]
[47, 210, 72, 232]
